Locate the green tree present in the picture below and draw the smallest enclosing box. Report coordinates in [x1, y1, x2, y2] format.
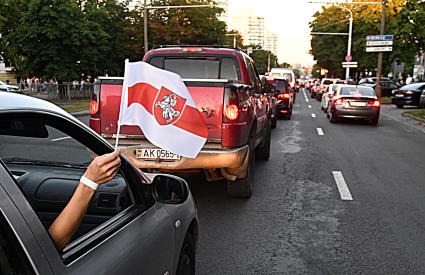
[310, 0, 405, 78]
[246, 45, 278, 74]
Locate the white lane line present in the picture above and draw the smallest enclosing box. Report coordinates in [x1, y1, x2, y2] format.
[51, 136, 71, 142]
[302, 89, 309, 103]
[332, 171, 353, 201]
[316, 128, 324, 135]
[308, 105, 312, 109]
[311, 113, 316, 118]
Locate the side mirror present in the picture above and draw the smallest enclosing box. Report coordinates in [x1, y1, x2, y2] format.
[153, 174, 188, 204]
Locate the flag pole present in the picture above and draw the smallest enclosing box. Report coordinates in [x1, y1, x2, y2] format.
[115, 59, 129, 151]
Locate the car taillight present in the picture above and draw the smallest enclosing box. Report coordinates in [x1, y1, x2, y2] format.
[90, 100, 99, 115]
[223, 87, 240, 122]
[224, 104, 239, 120]
[278, 93, 290, 100]
[90, 82, 100, 118]
[335, 99, 343, 104]
[368, 100, 381, 107]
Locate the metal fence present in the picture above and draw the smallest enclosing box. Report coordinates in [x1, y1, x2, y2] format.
[20, 82, 93, 100]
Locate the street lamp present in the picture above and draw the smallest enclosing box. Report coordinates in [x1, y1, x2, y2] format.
[225, 33, 239, 48]
[308, 1, 382, 81]
[142, 2, 219, 54]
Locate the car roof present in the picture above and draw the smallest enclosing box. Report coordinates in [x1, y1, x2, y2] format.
[0, 92, 74, 120]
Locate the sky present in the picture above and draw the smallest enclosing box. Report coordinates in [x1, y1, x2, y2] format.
[228, 0, 325, 67]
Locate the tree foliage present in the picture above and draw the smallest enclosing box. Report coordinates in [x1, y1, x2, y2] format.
[245, 44, 278, 74]
[0, 0, 227, 81]
[309, 0, 421, 78]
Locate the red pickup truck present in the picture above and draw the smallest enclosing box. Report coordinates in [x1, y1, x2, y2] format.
[90, 46, 271, 198]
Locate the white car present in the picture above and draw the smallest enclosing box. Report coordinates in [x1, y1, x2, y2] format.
[0, 80, 20, 93]
[321, 84, 340, 112]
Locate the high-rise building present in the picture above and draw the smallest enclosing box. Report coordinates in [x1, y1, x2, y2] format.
[230, 8, 265, 48]
[230, 8, 278, 55]
[264, 30, 278, 56]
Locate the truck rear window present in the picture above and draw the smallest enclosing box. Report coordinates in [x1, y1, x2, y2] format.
[148, 56, 239, 81]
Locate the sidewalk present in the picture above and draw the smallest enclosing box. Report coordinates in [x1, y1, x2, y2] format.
[380, 105, 425, 133]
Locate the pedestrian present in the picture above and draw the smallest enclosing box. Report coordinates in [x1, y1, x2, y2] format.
[406, 75, 413, 85]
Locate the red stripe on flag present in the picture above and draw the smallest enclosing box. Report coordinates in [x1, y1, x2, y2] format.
[126, 82, 208, 139]
[174, 106, 208, 138]
[127, 82, 158, 113]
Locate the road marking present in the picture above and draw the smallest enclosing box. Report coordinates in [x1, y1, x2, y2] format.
[51, 136, 71, 142]
[332, 171, 353, 201]
[302, 89, 309, 103]
[308, 105, 312, 109]
[311, 113, 316, 118]
[317, 128, 324, 135]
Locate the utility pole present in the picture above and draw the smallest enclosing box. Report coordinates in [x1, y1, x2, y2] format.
[143, 0, 148, 54]
[375, 0, 387, 98]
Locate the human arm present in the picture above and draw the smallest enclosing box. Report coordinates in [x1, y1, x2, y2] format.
[48, 150, 121, 250]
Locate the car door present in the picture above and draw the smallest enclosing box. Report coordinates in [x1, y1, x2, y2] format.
[0, 162, 54, 275]
[0, 111, 175, 275]
[246, 58, 267, 133]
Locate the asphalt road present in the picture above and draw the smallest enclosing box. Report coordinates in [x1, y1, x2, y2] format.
[189, 89, 425, 274]
[76, 96, 425, 274]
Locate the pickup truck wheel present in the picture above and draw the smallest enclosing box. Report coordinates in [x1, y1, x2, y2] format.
[176, 233, 196, 275]
[256, 120, 271, 160]
[227, 139, 255, 199]
[271, 116, 277, 129]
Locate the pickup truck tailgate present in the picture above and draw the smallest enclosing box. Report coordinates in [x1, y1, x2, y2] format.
[99, 81, 225, 140]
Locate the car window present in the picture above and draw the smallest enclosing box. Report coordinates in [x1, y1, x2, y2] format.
[246, 58, 259, 87]
[153, 56, 241, 81]
[0, 115, 140, 254]
[322, 80, 333, 85]
[0, 213, 35, 274]
[340, 86, 376, 96]
[273, 79, 288, 91]
[220, 57, 239, 81]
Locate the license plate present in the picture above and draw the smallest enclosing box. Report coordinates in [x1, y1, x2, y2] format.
[350, 101, 367, 107]
[396, 94, 404, 97]
[136, 148, 181, 161]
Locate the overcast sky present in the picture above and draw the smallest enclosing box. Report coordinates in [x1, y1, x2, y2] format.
[228, 0, 324, 66]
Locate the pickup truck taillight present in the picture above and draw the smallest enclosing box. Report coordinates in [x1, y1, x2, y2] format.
[223, 87, 240, 122]
[90, 82, 100, 118]
[224, 104, 239, 120]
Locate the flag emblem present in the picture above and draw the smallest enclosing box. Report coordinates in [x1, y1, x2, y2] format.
[153, 87, 186, 125]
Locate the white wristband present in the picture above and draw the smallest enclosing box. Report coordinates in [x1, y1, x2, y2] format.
[80, 176, 99, 191]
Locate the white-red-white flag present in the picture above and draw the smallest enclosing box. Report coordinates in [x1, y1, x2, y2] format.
[117, 61, 208, 158]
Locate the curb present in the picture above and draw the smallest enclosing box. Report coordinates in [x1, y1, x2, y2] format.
[70, 110, 90, 117]
[401, 112, 425, 124]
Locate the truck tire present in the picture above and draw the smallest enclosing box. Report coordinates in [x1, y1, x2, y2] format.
[271, 116, 277, 129]
[256, 120, 271, 160]
[227, 139, 255, 199]
[176, 233, 196, 275]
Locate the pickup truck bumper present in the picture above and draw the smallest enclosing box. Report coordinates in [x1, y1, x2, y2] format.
[108, 138, 249, 181]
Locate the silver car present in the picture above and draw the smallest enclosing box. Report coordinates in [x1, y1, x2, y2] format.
[0, 80, 21, 93]
[0, 92, 198, 275]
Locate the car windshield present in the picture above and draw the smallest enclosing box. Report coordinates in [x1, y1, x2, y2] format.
[340, 86, 376, 96]
[273, 79, 287, 90]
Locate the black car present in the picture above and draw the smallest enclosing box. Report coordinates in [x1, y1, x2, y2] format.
[391, 83, 425, 108]
[272, 78, 294, 120]
[358, 77, 399, 97]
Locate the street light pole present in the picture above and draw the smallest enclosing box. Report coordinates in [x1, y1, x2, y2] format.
[340, 6, 353, 80]
[375, 0, 387, 98]
[143, 0, 148, 54]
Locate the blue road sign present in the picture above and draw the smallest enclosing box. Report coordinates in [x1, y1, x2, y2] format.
[366, 35, 394, 41]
